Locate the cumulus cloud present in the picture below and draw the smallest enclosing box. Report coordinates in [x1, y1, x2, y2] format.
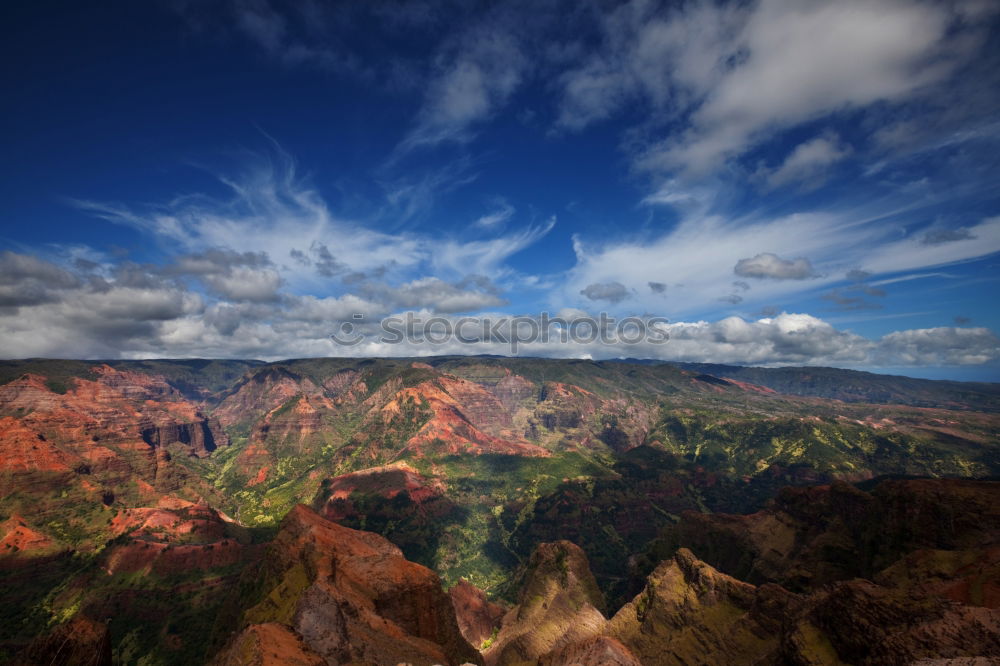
[308, 242, 346, 278]
[580, 281, 629, 304]
[169, 249, 272, 276]
[0, 255, 996, 371]
[202, 268, 284, 303]
[329, 313, 999, 368]
[166, 249, 283, 302]
[648, 281, 667, 294]
[876, 327, 1000, 366]
[0, 252, 204, 358]
[734, 252, 817, 280]
[359, 276, 507, 314]
[0, 251, 80, 307]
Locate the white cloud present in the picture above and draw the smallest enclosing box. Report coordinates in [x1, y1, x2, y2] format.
[74, 152, 550, 301]
[563, 203, 1000, 320]
[359, 277, 507, 314]
[762, 134, 853, 188]
[74, 160, 425, 290]
[203, 267, 283, 303]
[555, 0, 985, 177]
[876, 326, 1000, 366]
[557, 0, 744, 131]
[431, 216, 555, 278]
[473, 202, 515, 229]
[580, 281, 630, 304]
[869, 272, 954, 287]
[734, 252, 818, 280]
[563, 210, 851, 317]
[650, 0, 966, 173]
[400, 20, 525, 149]
[858, 216, 1000, 275]
[0, 252, 994, 370]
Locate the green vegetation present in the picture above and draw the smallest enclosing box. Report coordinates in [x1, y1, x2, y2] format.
[1, 355, 997, 662]
[480, 626, 499, 650]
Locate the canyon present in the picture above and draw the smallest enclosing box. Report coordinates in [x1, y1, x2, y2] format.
[1, 356, 998, 664]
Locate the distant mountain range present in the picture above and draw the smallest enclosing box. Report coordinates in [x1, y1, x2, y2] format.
[1, 356, 998, 664]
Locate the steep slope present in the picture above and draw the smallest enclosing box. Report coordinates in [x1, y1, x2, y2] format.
[673, 362, 1000, 411]
[2, 356, 999, 664]
[662, 478, 1000, 592]
[11, 615, 112, 666]
[449, 579, 507, 650]
[484, 541, 607, 665]
[606, 548, 796, 664]
[0, 365, 231, 555]
[228, 504, 480, 665]
[5, 499, 261, 664]
[491, 543, 1000, 665]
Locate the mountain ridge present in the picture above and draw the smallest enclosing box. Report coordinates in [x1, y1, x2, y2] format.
[1, 356, 998, 663]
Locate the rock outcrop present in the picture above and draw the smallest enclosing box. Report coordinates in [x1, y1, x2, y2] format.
[12, 616, 112, 666]
[210, 623, 324, 666]
[783, 577, 1000, 665]
[449, 579, 507, 650]
[538, 636, 641, 666]
[488, 543, 1000, 666]
[606, 548, 797, 665]
[484, 541, 607, 665]
[0, 514, 61, 560]
[670, 478, 1000, 592]
[230, 504, 481, 665]
[385, 380, 551, 458]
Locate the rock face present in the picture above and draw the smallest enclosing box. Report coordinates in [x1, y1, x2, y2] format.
[538, 636, 641, 666]
[12, 616, 112, 666]
[669, 478, 1000, 593]
[3, 358, 1000, 664]
[0, 514, 61, 560]
[231, 504, 481, 666]
[606, 548, 799, 664]
[484, 541, 607, 665]
[101, 499, 250, 576]
[486, 542, 1000, 666]
[213, 366, 319, 432]
[140, 419, 223, 454]
[385, 380, 551, 458]
[793, 579, 1000, 665]
[0, 367, 227, 475]
[449, 579, 507, 650]
[0, 366, 234, 566]
[875, 545, 1000, 609]
[318, 464, 451, 522]
[210, 623, 324, 666]
[315, 464, 464, 565]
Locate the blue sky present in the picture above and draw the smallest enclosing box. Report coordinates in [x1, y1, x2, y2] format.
[1, 0, 999, 379]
